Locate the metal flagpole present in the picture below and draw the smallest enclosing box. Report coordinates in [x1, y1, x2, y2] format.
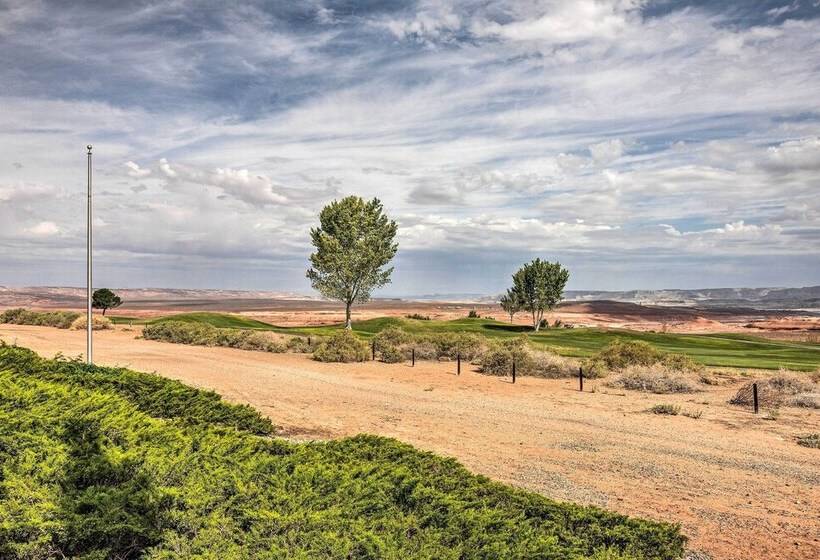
[87, 145, 93, 364]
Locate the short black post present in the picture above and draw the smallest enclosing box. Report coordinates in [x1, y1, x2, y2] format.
[579, 367, 583, 392]
[753, 382, 759, 414]
[412, 347, 415, 367]
[457, 353, 461, 375]
[372, 340, 376, 361]
[307, 336, 311, 347]
[512, 359, 516, 384]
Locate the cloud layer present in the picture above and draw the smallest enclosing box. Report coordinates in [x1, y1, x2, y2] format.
[0, 0, 818, 293]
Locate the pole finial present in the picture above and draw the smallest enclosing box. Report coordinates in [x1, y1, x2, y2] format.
[87, 145, 92, 154]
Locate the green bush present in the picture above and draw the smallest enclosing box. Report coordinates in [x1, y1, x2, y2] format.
[405, 313, 430, 320]
[584, 339, 700, 376]
[142, 320, 285, 353]
[379, 344, 407, 363]
[0, 308, 80, 329]
[0, 344, 686, 559]
[419, 332, 486, 361]
[313, 329, 371, 362]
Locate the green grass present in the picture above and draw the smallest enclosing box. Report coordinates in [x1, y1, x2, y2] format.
[110, 312, 820, 370]
[110, 311, 276, 330]
[0, 344, 685, 559]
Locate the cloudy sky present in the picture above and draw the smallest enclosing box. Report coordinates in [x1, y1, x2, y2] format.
[1, 0, 819, 295]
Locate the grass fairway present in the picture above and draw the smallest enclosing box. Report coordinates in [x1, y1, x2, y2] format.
[110, 312, 820, 371]
[110, 311, 275, 330]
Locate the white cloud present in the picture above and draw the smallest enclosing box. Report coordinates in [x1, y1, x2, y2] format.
[25, 221, 60, 237]
[158, 158, 177, 178]
[589, 138, 628, 164]
[125, 161, 151, 178]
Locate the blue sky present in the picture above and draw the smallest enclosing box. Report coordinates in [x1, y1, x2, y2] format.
[1, 0, 818, 295]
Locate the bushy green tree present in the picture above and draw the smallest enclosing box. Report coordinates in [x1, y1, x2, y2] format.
[91, 288, 123, 315]
[307, 197, 398, 328]
[499, 289, 522, 323]
[510, 259, 569, 332]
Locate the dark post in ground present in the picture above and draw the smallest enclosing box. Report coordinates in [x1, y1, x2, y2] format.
[753, 382, 759, 414]
[457, 353, 461, 375]
[412, 347, 415, 367]
[512, 358, 516, 384]
[372, 340, 376, 361]
[307, 336, 311, 348]
[579, 366, 583, 392]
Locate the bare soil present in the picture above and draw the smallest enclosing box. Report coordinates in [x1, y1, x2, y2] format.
[2, 324, 818, 560]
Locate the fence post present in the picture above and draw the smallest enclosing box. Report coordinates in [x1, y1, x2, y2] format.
[412, 347, 415, 367]
[753, 382, 759, 414]
[512, 358, 516, 384]
[579, 367, 583, 392]
[372, 339, 376, 361]
[307, 336, 311, 348]
[457, 353, 461, 375]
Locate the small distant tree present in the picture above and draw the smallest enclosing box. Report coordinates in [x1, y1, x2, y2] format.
[307, 196, 398, 329]
[510, 259, 569, 332]
[92, 288, 123, 315]
[499, 289, 521, 323]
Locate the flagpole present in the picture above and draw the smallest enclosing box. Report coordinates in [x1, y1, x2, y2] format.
[87, 144, 93, 365]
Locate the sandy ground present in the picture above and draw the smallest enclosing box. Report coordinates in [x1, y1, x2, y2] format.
[2, 324, 818, 560]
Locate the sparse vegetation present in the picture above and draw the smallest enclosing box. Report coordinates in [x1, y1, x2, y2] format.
[649, 404, 680, 415]
[0, 344, 686, 559]
[70, 314, 112, 330]
[313, 329, 371, 362]
[796, 433, 820, 449]
[478, 337, 579, 378]
[142, 320, 286, 352]
[405, 313, 430, 320]
[507, 258, 570, 332]
[467, 309, 480, 318]
[585, 339, 703, 378]
[607, 365, 699, 394]
[729, 374, 818, 408]
[0, 308, 80, 329]
[682, 409, 703, 419]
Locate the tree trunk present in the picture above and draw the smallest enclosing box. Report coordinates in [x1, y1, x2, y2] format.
[532, 310, 539, 332]
[102, 308, 106, 316]
[345, 302, 352, 329]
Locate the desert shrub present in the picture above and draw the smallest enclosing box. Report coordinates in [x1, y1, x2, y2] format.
[312, 329, 370, 362]
[142, 321, 285, 353]
[479, 338, 578, 378]
[585, 339, 700, 376]
[467, 309, 480, 318]
[661, 353, 702, 372]
[649, 404, 679, 415]
[607, 365, 699, 394]
[379, 344, 407, 363]
[405, 313, 430, 320]
[70, 315, 113, 331]
[590, 340, 661, 370]
[729, 374, 817, 408]
[682, 409, 703, 419]
[411, 340, 438, 360]
[0, 344, 685, 560]
[789, 393, 820, 409]
[374, 326, 413, 348]
[0, 308, 80, 329]
[420, 332, 486, 361]
[797, 434, 820, 449]
[286, 336, 320, 353]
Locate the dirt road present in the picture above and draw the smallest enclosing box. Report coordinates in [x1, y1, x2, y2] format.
[2, 324, 818, 559]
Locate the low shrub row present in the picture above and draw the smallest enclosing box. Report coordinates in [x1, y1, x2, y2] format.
[0, 344, 686, 559]
[478, 337, 580, 378]
[729, 373, 819, 409]
[584, 340, 702, 379]
[142, 320, 289, 353]
[0, 308, 81, 329]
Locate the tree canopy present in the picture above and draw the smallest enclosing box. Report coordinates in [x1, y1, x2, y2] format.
[91, 288, 123, 315]
[306, 196, 398, 328]
[509, 259, 569, 331]
[499, 289, 522, 323]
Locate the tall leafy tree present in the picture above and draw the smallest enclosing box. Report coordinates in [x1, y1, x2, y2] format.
[499, 289, 521, 323]
[91, 288, 123, 315]
[510, 259, 569, 332]
[307, 196, 398, 329]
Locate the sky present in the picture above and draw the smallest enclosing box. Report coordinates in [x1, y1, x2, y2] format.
[1, 0, 819, 296]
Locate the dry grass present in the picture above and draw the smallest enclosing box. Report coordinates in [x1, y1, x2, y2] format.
[70, 315, 112, 331]
[606, 364, 700, 394]
[729, 372, 818, 408]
